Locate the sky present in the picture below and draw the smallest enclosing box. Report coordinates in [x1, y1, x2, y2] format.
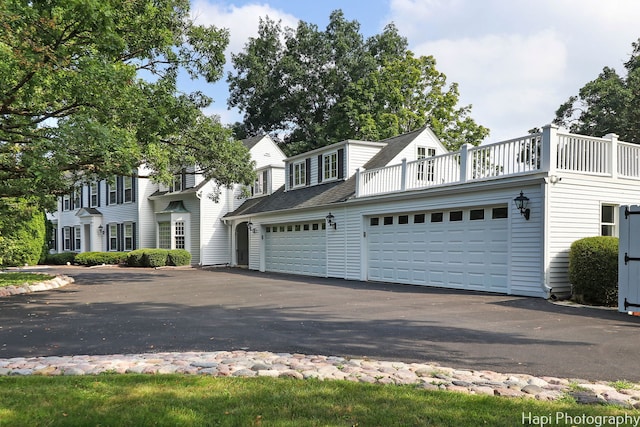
[187, 0, 640, 143]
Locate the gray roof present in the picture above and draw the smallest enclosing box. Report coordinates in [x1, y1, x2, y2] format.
[241, 134, 266, 150]
[226, 178, 356, 218]
[363, 126, 428, 170]
[157, 200, 190, 213]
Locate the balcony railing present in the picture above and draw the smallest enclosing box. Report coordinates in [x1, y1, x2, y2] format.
[355, 125, 639, 198]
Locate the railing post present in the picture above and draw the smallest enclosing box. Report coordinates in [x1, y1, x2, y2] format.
[541, 124, 559, 175]
[400, 158, 407, 191]
[459, 144, 471, 182]
[604, 133, 619, 178]
[355, 168, 361, 197]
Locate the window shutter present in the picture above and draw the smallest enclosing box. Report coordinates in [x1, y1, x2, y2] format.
[181, 170, 187, 191]
[105, 225, 109, 251]
[61, 229, 64, 251]
[132, 222, 137, 250]
[288, 163, 293, 189]
[305, 158, 311, 186]
[105, 181, 110, 206]
[97, 182, 101, 207]
[131, 176, 137, 202]
[69, 193, 74, 210]
[338, 148, 345, 179]
[117, 176, 123, 204]
[80, 186, 84, 208]
[70, 227, 75, 251]
[317, 155, 323, 183]
[262, 170, 268, 194]
[117, 224, 124, 252]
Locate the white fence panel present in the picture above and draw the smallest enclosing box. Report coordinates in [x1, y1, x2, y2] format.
[619, 205, 640, 313]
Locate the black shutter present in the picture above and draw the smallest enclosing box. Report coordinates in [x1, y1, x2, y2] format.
[105, 225, 110, 251]
[97, 182, 101, 207]
[288, 163, 293, 188]
[105, 181, 110, 206]
[70, 193, 74, 210]
[305, 158, 311, 186]
[70, 227, 75, 251]
[132, 176, 137, 202]
[338, 148, 345, 179]
[181, 170, 187, 190]
[80, 186, 84, 208]
[117, 224, 124, 252]
[317, 154, 323, 183]
[61, 229, 64, 251]
[117, 176, 123, 204]
[262, 170, 268, 194]
[132, 222, 137, 250]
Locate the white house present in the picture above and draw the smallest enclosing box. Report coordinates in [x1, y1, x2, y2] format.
[49, 135, 286, 266]
[223, 125, 640, 299]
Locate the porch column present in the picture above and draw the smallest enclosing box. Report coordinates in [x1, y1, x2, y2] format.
[604, 133, 619, 179]
[541, 124, 559, 175]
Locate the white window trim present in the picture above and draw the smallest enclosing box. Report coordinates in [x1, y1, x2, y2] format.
[175, 221, 185, 249]
[124, 223, 133, 251]
[293, 161, 306, 188]
[323, 151, 338, 181]
[74, 225, 81, 252]
[123, 176, 133, 203]
[63, 227, 71, 251]
[90, 182, 99, 207]
[108, 224, 118, 251]
[601, 203, 618, 237]
[62, 195, 71, 211]
[170, 174, 182, 193]
[108, 179, 117, 204]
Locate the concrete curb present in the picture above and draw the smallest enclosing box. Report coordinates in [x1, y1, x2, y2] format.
[0, 275, 74, 297]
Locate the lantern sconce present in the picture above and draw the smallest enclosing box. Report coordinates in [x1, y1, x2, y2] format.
[326, 212, 337, 230]
[513, 191, 530, 220]
[247, 221, 257, 233]
[97, 225, 105, 235]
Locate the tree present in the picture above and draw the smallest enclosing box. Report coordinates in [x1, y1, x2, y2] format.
[554, 38, 640, 143]
[0, 198, 45, 267]
[0, 0, 256, 207]
[228, 10, 488, 154]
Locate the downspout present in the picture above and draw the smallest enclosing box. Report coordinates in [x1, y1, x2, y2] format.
[541, 178, 553, 299]
[196, 190, 203, 266]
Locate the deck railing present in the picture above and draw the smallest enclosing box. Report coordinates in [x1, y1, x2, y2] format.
[355, 125, 640, 198]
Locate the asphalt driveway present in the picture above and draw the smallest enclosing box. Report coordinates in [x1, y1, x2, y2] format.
[1, 266, 639, 382]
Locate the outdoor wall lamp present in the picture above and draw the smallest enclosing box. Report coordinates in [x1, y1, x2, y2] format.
[97, 225, 105, 235]
[326, 213, 337, 229]
[247, 221, 257, 233]
[513, 191, 531, 220]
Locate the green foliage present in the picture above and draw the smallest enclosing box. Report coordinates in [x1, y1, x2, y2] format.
[142, 250, 169, 267]
[0, 273, 54, 287]
[228, 11, 488, 154]
[167, 249, 191, 266]
[568, 236, 619, 306]
[44, 252, 77, 265]
[125, 249, 145, 267]
[0, 0, 255, 207]
[75, 252, 128, 266]
[0, 198, 46, 267]
[555, 38, 640, 143]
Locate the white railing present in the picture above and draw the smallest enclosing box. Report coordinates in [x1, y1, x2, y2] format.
[355, 126, 640, 198]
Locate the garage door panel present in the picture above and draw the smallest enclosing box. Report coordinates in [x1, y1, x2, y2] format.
[265, 223, 326, 277]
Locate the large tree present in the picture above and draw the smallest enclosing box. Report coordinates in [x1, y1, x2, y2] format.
[228, 10, 488, 154]
[0, 0, 255, 207]
[554, 38, 640, 143]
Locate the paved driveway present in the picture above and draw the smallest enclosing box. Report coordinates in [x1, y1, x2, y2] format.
[1, 267, 639, 381]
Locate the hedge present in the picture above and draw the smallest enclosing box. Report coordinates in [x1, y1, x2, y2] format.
[0, 198, 46, 267]
[568, 236, 618, 306]
[44, 252, 77, 265]
[75, 252, 127, 266]
[125, 249, 191, 267]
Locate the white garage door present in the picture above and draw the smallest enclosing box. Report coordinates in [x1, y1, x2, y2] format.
[367, 207, 509, 293]
[264, 221, 326, 276]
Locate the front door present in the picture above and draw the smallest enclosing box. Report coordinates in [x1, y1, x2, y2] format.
[236, 222, 249, 266]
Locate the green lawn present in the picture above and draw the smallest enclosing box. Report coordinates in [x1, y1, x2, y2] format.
[0, 375, 636, 426]
[0, 272, 54, 287]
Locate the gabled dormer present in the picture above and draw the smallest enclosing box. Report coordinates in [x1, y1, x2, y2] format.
[284, 140, 386, 191]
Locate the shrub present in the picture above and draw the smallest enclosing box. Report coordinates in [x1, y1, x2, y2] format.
[167, 249, 191, 266]
[125, 249, 145, 267]
[0, 198, 46, 267]
[569, 236, 619, 306]
[44, 252, 77, 265]
[142, 249, 169, 267]
[75, 252, 127, 266]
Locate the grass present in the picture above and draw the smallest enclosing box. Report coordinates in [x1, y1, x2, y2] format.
[0, 375, 636, 426]
[0, 272, 54, 287]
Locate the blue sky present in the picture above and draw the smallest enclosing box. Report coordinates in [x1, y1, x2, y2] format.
[187, 0, 640, 142]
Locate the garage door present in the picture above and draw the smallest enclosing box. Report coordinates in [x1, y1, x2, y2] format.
[367, 207, 509, 293]
[264, 221, 326, 276]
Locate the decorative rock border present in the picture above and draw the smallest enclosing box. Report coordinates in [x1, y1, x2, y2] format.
[1, 350, 639, 407]
[0, 275, 74, 297]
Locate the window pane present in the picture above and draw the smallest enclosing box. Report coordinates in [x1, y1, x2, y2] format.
[602, 205, 615, 224]
[158, 222, 171, 249]
[470, 209, 485, 220]
[449, 211, 463, 221]
[398, 215, 409, 224]
[414, 214, 425, 223]
[383, 216, 393, 225]
[492, 207, 508, 219]
[431, 212, 443, 223]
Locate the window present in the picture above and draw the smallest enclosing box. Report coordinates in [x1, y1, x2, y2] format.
[450, 211, 463, 221]
[431, 212, 443, 223]
[295, 224, 301, 231]
[63, 227, 71, 250]
[323, 152, 338, 180]
[123, 176, 133, 202]
[287, 225, 293, 232]
[253, 170, 268, 196]
[73, 189, 81, 209]
[470, 209, 485, 220]
[266, 227, 271, 232]
[90, 182, 99, 207]
[124, 223, 133, 251]
[601, 204, 617, 236]
[73, 226, 81, 251]
[63, 195, 71, 211]
[158, 222, 171, 249]
[175, 221, 185, 249]
[492, 207, 508, 219]
[109, 224, 118, 251]
[398, 215, 409, 224]
[294, 161, 306, 187]
[414, 214, 425, 223]
[279, 226, 285, 232]
[383, 216, 393, 225]
[303, 224, 310, 231]
[312, 223, 319, 230]
[417, 147, 436, 181]
[108, 179, 117, 204]
[370, 217, 379, 226]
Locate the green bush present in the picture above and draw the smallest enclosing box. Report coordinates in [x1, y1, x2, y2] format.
[75, 252, 127, 266]
[142, 249, 169, 267]
[125, 249, 145, 267]
[569, 236, 619, 306]
[44, 252, 77, 265]
[0, 198, 46, 267]
[167, 249, 191, 266]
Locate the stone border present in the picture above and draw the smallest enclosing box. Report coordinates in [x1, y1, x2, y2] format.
[0, 275, 74, 297]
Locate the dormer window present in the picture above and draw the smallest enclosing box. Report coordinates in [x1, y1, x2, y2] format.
[170, 173, 183, 192]
[253, 170, 268, 196]
[90, 182, 99, 207]
[323, 151, 338, 181]
[293, 161, 306, 187]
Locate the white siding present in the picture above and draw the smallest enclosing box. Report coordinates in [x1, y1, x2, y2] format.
[198, 183, 234, 265]
[545, 175, 640, 296]
[388, 129, 448, 166]
[347, 144, 385, 176]
[251, 136, 286, 169]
